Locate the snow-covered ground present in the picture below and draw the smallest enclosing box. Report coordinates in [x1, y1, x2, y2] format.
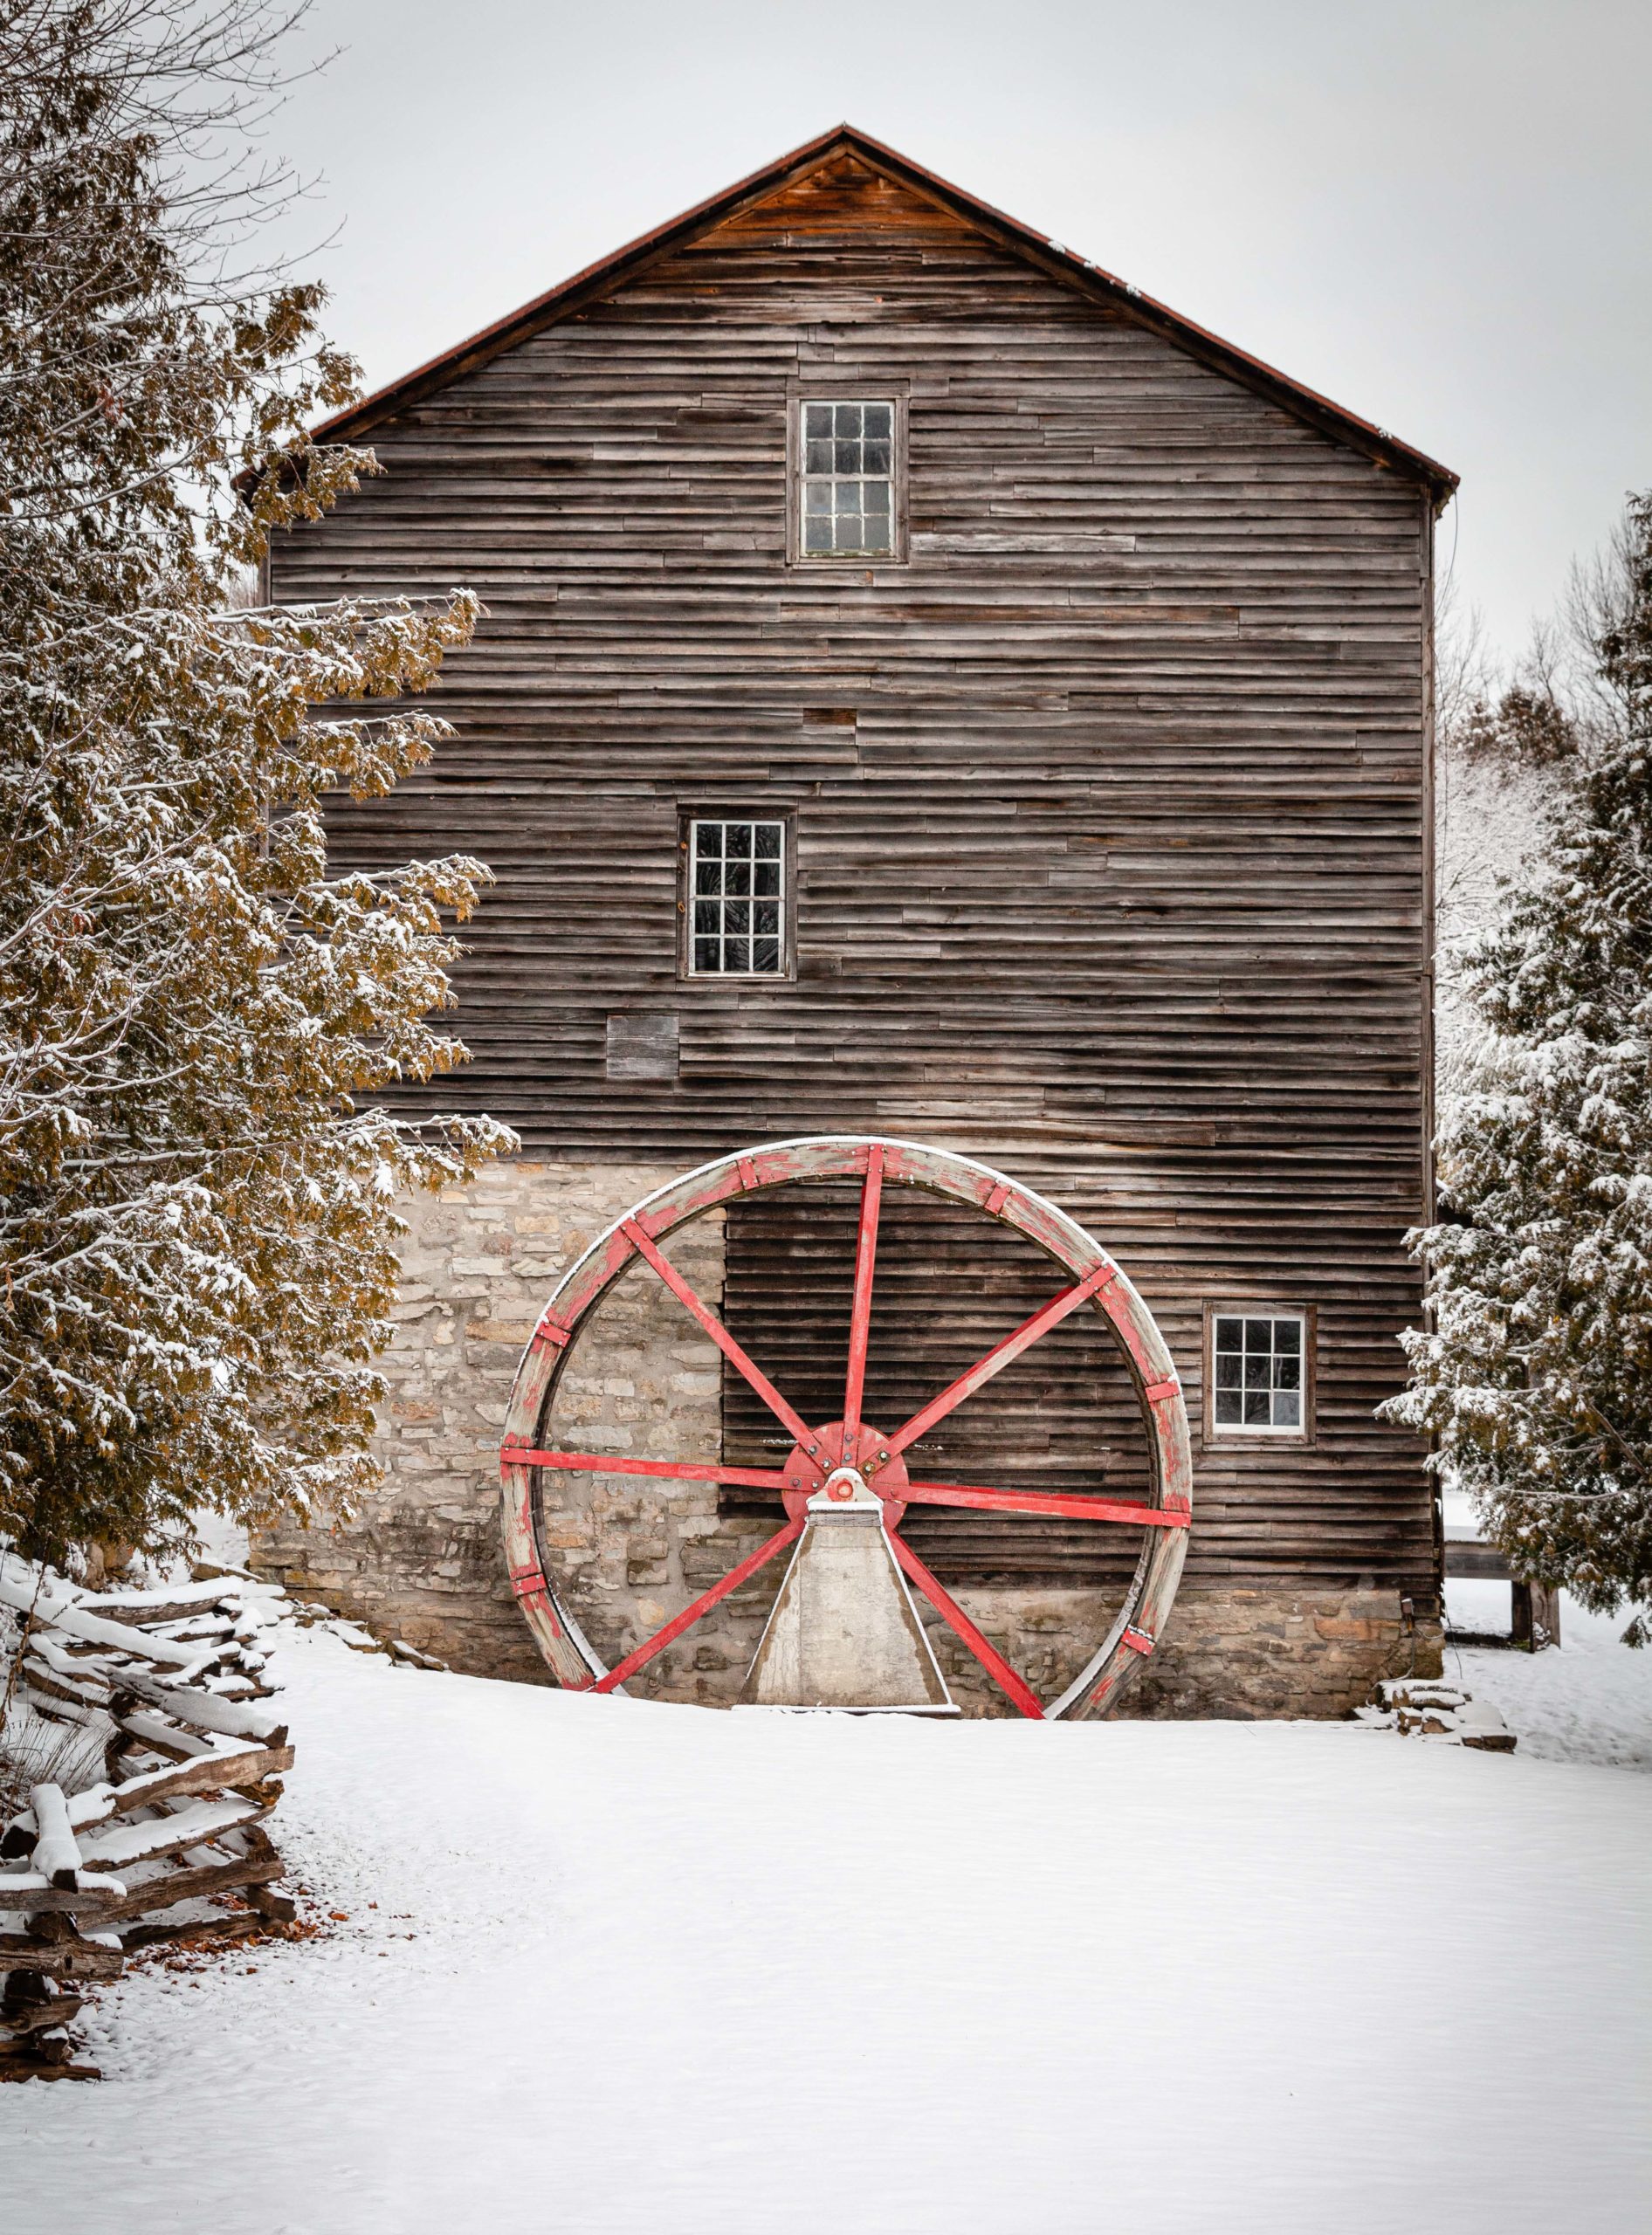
[1446, 1584, 1652, 1771]
[4, 1621, 1649, 2235]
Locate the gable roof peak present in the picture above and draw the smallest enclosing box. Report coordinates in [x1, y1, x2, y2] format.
[302, 125, 1456, 503]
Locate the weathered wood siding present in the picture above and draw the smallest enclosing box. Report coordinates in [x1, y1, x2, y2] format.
[269, 153, 1437, 1600]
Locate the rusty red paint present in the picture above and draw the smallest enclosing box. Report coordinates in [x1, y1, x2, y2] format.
[591, 1517, 803, 1695]
[507, 1448, 801, 1495]
[508, 1564, 549, 1599]
[889, 1535, 1046, 1720]
[897, 1480, 1188, 1529]
[1120, 1627, 1155, 1655]
[842, 1146, 884, 1448]
[983, 1180, 1012, 1216]
[1143, 1378, 1180, 1406]
[781, 1421, 909, 1527]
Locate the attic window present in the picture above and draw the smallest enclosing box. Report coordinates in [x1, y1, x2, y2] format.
[685, 818, 787, 975]
[799, 400, 896, 558]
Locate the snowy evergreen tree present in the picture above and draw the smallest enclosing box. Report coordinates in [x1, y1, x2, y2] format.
[1385, 491, 1652, 1637]
[0, 0, 513, 1564]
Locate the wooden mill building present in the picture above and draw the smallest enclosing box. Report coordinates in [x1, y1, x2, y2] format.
[252, 127, 1457, 1716]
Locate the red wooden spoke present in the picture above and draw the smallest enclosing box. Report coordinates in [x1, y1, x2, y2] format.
[506, 1448, 800, 1496]
[842, 1145, 885, 1448]
[590, 1517, 803, 1695]
[868, 1261, 1118, 1472]
[889, 1533, 1046, 1721]
[898, 1478, 1189, 1530]
[621, 1218, 823, 1467]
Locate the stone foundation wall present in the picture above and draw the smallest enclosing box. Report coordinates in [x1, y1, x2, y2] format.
[887, 1583, 1439, 1720]
[250, 1158, 725, 1688]
[250, 1159, 1442, 1718]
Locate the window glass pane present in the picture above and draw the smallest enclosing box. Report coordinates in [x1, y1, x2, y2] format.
[800, 399, 897, 561]
[1212, 1312, 1305, 1432]
[687, 818, 786, 974]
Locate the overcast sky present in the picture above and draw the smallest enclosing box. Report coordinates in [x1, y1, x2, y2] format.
[263, 0, 1651, 661]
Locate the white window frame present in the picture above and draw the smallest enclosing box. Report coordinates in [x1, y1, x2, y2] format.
[681, 815, 791, 980]
[1204, 1305, 1314, 1443]
[789, 392, 906, 565]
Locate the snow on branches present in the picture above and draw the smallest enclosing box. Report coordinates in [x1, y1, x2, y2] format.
[1386, 492, 1652, 1633]
[0, 1, 513, 1562]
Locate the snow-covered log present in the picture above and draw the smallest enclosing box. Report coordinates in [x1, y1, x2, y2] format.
[94, 1846, 286, 1924]
[110, 1666, 287, 1746]
[28, 1786, 81, 1888]
[78, 1794, 270, 1874]
[0, 1560, 235, 1674]
[3, 1741, 293, 1849]
[0, 1872, 128, 1915]
[79, 1578, 285, 1626]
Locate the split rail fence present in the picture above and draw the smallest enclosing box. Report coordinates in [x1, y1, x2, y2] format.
[0, 1554, 297, 2081]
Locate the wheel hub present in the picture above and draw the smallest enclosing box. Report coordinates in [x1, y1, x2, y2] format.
[781, 1420, 908, 1527]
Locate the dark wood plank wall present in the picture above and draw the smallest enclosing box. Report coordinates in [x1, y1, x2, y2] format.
[269, 154, 1438, 1599]
[719, 1186, 1158, 1585]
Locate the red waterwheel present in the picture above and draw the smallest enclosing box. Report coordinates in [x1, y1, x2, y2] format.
[499, 1136, 1192, 1719]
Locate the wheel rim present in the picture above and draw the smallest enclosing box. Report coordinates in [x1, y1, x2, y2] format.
[499, 1135, 1192, 1719]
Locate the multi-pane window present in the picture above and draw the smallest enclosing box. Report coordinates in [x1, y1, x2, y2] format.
[1211, 1313, 1306, 1433]
[688, 819, 785, 975]
[801, 400, 895, 556]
